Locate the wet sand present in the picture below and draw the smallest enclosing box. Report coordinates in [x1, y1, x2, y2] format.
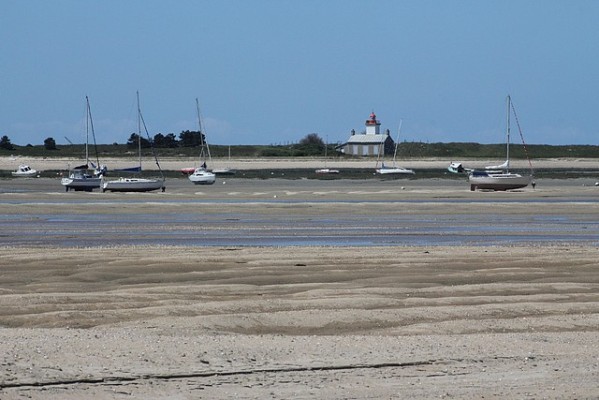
[1, 175, 598, 399]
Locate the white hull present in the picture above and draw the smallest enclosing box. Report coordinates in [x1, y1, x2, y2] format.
[61, 172, 102, 191]
[376, 167, 415, 175]
[213, 168, 235, 175]
[469, 172, 531, 191]
[315, 168, 340, 174]
[189, 168, 216, 185]
[102, 177, 165, 192]
[12, 165, 38, 177]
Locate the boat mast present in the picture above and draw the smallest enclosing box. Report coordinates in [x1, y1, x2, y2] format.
[392, 119, 403, 167]
[196, 98, 211, 165]
[85, 97, 90, 166]
[137, 91, 142, 171]
[506, 95, 511, 172]
[85, 96, 101, 170]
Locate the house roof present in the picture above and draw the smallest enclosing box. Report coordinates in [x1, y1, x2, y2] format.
[345, 134, 390, 145]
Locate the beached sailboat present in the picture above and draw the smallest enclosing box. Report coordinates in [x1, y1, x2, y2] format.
[315, 137, 340, 175]
[102, 92, 165, 192]
[61, 96, 107, 191]
[375, 120, 414, 176]
[212, 146, 236, 176]
[468, 95, 533, 191]
[188, 98, 216, 185]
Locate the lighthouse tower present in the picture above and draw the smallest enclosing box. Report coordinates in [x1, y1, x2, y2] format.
[365, 112, 381, 135]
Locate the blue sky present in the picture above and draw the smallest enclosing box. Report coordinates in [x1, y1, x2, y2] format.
[2, 0, 598, 146]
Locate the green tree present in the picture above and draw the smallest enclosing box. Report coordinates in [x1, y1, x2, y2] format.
[44, 137, 57, 150]
[299, 133, 325, 147]
[126, 133, 151, 149]
[296, 133, 325, 155]
[153, 132, 178, 148]
[179, 130, 205, 147]
[0, 135, 15, 150]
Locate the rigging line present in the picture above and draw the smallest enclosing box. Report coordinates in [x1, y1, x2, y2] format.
[509, 99, 534, 174]
[138, 106, 165, 179]
[86, 96, 101, 168]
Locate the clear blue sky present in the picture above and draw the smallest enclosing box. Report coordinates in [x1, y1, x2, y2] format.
[2, 0, 598, 146]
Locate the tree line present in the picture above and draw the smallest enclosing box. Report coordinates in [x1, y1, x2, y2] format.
[126, 130, 207, 149]
[0, 130, 208, 151]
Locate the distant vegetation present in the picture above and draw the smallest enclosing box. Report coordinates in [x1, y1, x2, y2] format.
[1, 133, 598, 159]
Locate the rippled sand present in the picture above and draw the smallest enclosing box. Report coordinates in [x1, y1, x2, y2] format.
[1, 176, 598, 399]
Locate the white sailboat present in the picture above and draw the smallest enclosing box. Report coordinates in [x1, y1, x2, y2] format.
[188, 98, 216, 185]
[315, 137, 339, 174]
[61, 96, 107, 192]
[375, 120, 414, 176]
[468, 95, 533, 191]
[212, 145, 236, 176]
[102, 92, 165, 192]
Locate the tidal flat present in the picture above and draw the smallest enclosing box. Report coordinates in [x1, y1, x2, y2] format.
[0, 176, 598, 399]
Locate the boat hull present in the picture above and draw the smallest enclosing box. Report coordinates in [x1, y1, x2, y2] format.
[61, 175, 102, 192]
[102, 177, 165, 192]
[469, 172, 531, 191]
[315, 168, 340, 174]
[188, 168, 216, 185]
[213, 168, 235, 176]
[375, 167, 415, 175]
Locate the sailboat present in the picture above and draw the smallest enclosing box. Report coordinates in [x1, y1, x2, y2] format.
[315, 137, 339, 174]
[375, 120, 414, 176]
[468, 95, 533, 191]
[102, 92, 165, 192]
[61, 96, 107, 192]
[212, 145, 236, 176]
[188, 98, 216, 185]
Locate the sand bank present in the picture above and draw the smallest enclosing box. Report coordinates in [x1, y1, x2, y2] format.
[0, 245, 598, 399]
[0, 177, 598, 398]
[2, 155, 598, 172]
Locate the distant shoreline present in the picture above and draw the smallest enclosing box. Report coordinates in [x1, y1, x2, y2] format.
[2, 156, 598, 173]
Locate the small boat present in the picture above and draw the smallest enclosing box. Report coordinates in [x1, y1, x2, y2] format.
[468, 95, 533, 191]
[189, 163, 216, 185]
[62, 169, 102, 192]
[187, 98, 215, 185]
[213, 145, 236, 175]
[448, 162, 472, 174]
[102, 92, 165, 192]
[61, 97, 107, 192]
[315, 168, 340, 174]
[212, 167, 235, 176]
[375, 120, 414, 176]
[12, 165, 38, 177]
[102, 176, 165, 192]
[315, 138, 339, 175]
[180, 167, 196, 175]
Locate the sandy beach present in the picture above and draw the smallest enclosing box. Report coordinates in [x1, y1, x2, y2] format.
[1, 164, 598, 399]
[2, 155, 599, 173]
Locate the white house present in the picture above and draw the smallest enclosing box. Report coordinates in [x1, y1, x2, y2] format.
[337, 112, 394, 156]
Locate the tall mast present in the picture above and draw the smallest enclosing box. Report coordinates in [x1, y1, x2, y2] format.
[85, 96, 90, 165]
[506, 95, 511, 172]
[196, 98, 211, 163]
[393, 119, 403, 167]
[137, 91, 142, 170]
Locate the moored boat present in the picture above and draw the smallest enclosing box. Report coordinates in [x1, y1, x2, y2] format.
[61, 97, 107, 192]
[101, 92, 165, 193]
[12, 165, 38, 177]
[187, 98, 216, 185]
[468, 95, 533, 191]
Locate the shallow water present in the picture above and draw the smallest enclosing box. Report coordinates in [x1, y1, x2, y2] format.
[2, 208, 597, 247]
[1, 178, 598, 247]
